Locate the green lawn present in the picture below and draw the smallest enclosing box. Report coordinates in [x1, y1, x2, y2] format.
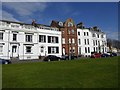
[2, 56, 119, 88]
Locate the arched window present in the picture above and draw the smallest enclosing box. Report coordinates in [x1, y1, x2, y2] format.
[41, 46, 44, 53]
[68, 22, 73, 27]
[71, 29, 74, 34]
[59, 22, 63, 27]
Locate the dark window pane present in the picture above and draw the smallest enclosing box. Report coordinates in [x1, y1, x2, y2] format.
[48, 36, 51, 43]
[56, 47, 59, 53]
[48, 47, 51, 53]
[13, 34, 17, 41]
[44, 36, 46, 42]
[56, 37, 58, 43]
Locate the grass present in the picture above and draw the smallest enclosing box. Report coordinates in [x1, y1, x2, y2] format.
[2, 56, 119, 88]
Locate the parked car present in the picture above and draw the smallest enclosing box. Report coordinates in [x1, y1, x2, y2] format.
[0, 58, 11, 64]
[61, 55, 69, 60]
[91, 53, 101, 58]
[117, 52, 120, 56]
[107, 52, 117, 57]
[111, 52, 117, 56]
[43, 55, 61, 61]
[101, 53, 110, 57]
[71, 55, 77, 60]
[61, 55, 77, 60]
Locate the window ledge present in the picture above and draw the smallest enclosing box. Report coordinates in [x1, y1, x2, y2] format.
[25, 53, 33, 54]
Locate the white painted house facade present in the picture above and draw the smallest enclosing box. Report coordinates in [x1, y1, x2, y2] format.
[0, 20, 62, 60]
[77, 28, 107, 57]
[0, 20, 107, 60]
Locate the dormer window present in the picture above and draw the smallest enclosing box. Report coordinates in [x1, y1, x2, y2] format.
[68, 22, 73, 27]
[92, 33, 96, 37]
[68, 30, 70, 34]
[72, 29, 75, 34]
[101, 35, 104, 38]
[59, 22, 63, 27]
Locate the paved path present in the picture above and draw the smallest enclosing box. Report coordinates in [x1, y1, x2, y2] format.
[11, 59, 43, 64]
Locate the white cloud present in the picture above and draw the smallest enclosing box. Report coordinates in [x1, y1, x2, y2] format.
[2, 2, 47, 16]
[105, 30, 118, 40]
[1, 10, 20, 22]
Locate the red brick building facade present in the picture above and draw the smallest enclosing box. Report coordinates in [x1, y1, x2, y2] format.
[51, 18, 78, 57]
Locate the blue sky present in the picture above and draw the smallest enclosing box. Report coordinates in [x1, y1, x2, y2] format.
[1, 2, 118, 40]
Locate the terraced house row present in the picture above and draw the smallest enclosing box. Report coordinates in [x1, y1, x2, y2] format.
[0, 18, 107, 60]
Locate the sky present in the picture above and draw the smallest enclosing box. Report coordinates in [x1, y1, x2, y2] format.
[1, 2, 118, 40]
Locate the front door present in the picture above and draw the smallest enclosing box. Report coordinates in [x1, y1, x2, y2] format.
[40, 46, 45, 56]
[12, 45, 18, 57]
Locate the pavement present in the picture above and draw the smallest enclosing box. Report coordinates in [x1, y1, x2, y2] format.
[11, 59, 43, 64]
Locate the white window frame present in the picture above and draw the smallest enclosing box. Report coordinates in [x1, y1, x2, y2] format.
[69, 38, 71, 44]
[62, 38, 65, 44]
[78, 39, 81, 45]
[68, 30, 70, 34]
[26, 34, 32, 42]
[87, 39, 89, 45]
[39, 35, 46, 43]
[88, 47, 90, 53]
[79, 47, 81, 54]
[87, 32, 89, 36]
[78, 32, 80, 35]
[0, 32, 3, 40]
[13, 33, 17, 41]
[72, 38, 75, 44]
[0, 46, 3, 54]
[12, 46, 17, 53]
[73, 47, 75, 53]
[93, 33, 96, 37]
[48, 47, 59, 54]
[72, 29, 74, 34]
[40, 46, 44, 53]
[26, 46, 32, 53]
[68, 22, 73, 27]
[84, 39, 86, 45]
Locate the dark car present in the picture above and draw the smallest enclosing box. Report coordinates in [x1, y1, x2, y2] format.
[101, 53, 110, 57]
[43, 55, 61, 61]
[111, 52, 117, 57]
[61, 55, 68, 60]
[61, 55, 77, 60]
[0, 58, 11, 64]
[71, 55, 77, 60]
[91, 53, 101, 58]
[107, 52, 117, 57]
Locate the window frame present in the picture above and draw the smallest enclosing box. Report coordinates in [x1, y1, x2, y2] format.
[0, 46, 3, 54]
[78, 32, 80, 35]
[26, 34, 32, 42]
[13, 33, 17, 41]
[48, 47, 59, 54]
[26, 46, 32, 53]
[39, 35, 46, 43]
[0, 32, 3, 40]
